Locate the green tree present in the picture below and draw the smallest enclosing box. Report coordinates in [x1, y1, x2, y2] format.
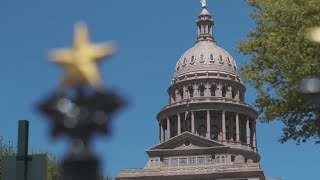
[46, 153, 60, 180]
[238, 0, 320, 144]
[0, 138, 14, 180]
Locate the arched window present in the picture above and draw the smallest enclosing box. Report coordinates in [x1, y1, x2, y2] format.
[179, 89, 184, 100]
[199, 125, 206, 138]
[188, 86, 194, 98]
[232, 87, 237, 99]
[222, 85, 228, 97]
[211, 125, 218, 140]
[172, 93, 176, 102]
[200, 54, 204, 63]
[210, 84, 216, 96]
[191, 56, 195, 64]
[210, 54, 214, 63]
[199, 84, 205, 97]
[183, 58, 187, 66]
[219, 55, 224, 64]
[227, 57, 231, 65]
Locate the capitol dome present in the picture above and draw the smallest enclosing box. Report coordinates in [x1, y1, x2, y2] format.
[173, 7, 239, 82]
[174, 41, 239, 79]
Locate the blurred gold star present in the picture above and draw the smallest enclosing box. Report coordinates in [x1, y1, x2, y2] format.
[50, 22, 115, 91]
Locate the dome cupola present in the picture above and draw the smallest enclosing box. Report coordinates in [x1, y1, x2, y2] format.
[173, 6, 239, 83]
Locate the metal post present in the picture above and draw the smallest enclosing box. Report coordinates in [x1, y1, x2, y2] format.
[17, 120, 29, 180]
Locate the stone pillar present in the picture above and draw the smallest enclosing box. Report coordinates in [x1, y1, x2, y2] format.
[246, 117, 251, 145]
[235, 90, 240, 101]
[216, 84, 222, 97]
[226, 86, 232, 98]
[160, 120, 164, 143]
[175, 90, 179, 101]
[177, 114, 181, 135]
[167, 118, 171, 139]
[183, 87, 187, 100]
[253, 120, 257, 152]
[194, 84, 199, 97]
[236, 113, 240, 142]
[191, 112, 195, 134]
[222, 111, 226, 141]
[205, 83, 210, 97]
[206, 110, 211, 139]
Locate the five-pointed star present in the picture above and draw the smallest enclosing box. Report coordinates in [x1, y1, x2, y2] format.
[50, 22, 115, 91]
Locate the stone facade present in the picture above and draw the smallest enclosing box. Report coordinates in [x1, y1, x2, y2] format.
[116, 4, 284, 180]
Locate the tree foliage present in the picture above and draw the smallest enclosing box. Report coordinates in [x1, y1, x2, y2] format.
[238, 0, 320, 144]
[0, 138, 14, 180]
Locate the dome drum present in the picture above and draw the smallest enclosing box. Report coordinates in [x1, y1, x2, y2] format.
[157, 101, 258, 121]
[167, 78, 246, 105]
[173, 70, 240, 84]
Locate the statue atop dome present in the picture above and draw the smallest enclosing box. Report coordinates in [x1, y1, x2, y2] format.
[200, 0, 206, 8]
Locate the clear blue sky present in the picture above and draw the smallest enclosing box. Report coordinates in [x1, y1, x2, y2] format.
[0, 0, 318, 179]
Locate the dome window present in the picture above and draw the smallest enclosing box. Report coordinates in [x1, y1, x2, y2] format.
[199, 84, 205, 97]
[209, 54, 214, 63]
[179, 89, 184, 100]
[219, 55, 224, 64]
[200, 54, 204, 63]
[188, 86, 194, 98]
[227, 57, 231, 65]
[190, 56, 195, 64]
[232, 87, 237, 99]
[199, 125, 206, 138]
[222, 84, 228, 97]
[210, 125, 218, 140]
[183, 58, 187, 66]
[210, 84, 216, 96]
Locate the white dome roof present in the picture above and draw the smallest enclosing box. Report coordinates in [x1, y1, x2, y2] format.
[174, 40, 239, 78]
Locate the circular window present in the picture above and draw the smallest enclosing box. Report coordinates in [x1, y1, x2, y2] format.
[184, 140, 191, 146]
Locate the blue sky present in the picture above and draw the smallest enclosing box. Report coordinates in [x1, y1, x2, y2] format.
[0, 0, 318, 179]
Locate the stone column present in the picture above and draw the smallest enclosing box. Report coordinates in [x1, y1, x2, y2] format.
[216, 84, 222, 97]
[167, 117, 171, 139]
[222, 111, 226, 141]
[235, 90, 240, 101]
[226, 86, 232, 98]
[236, 113, 240, 142]
[206, 83, 210, 97]
[206, 110, 211, 139]
[191, 112, 195, 134]
[194, 84, 199, 97]
[177, 114, 181, 135]
[183, 87, 187, 100]
[253, 120, 257, 152]
[160, 120, 164, 143]
[246, 117, 251, 145]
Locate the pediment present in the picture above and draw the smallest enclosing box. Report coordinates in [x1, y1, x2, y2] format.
[148, 132, 225, 151]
